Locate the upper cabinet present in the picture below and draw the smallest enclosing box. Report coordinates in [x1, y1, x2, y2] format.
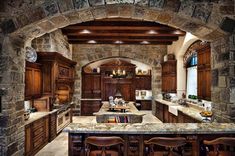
[162, 60, 177, 93]
[25, 61, 42, 100]
[197, 44, 211, 100]
[135, 75, 151, 90]
[82, 73, 101, 98]
[37, 52, 77, 103]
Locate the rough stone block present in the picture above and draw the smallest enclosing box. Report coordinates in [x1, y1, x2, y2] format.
[73, 0, 89, 9]
[178, 1, 195, 17]
[106, 5, 119, 17]
[182, 22, 202, 33]
[149, 0, 165, 9]
[91, 6, 107, 19]
[50, 15, 70, 28]
[57, 0, 74, 12]
[163, 0, 181, 12]
[118, 5, 134, 18]
[79, 10, 94, 22]
[0, 116, 8, 127]
[143, 9, 160, 21]
[168, 15, 187, 28]
[219, 67, 229, 76]
[220, 5, 234, 15]
[106, 0, 134, 4]
[0, 19, 16, 34]
[230, 77, 235, 87]
[37, 20, 55, 32]
[64, 11, 82, 24]
[156, 12, 172, 24]
[218, 52, 229, 62]
[230, 88, 235, 103]
[15, 101, 24, 111]
[89, 0, 105, 6]
[219, 17, 235, 33]
[192, 4, 212, 23]
[134, 0, 148, 6]
[220, 88, 230, 103]
[218, 76, 227, 87]
[43, 1, 59, 16]
[7, 142, 17, 156]
[133, 6, 146, 20]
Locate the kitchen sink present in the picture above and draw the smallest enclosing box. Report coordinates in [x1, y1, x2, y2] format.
[168, 105, 181, 116]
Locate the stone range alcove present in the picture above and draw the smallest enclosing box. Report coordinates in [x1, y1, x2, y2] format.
[0, 0, 234, 155]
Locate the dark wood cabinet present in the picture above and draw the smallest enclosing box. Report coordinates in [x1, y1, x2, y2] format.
[163, 104, 169, 123]
[155, 101, 164, 122]
[49, 111, 57, 142]
[162, 60, 177, 93]
[25, 115, 49, 156]
[197, 44, 211, 100]
[135, 75, 151, 90]
[37, 52, 77, 103]
[81, 100, 102, 116]
[82, 73, 101, 98]
[137, 100, 152, 110]
[25, 61, 42, 100]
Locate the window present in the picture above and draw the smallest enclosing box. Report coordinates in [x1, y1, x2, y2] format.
[186, 54, 197, 99]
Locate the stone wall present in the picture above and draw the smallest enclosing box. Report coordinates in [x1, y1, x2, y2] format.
[0, 36, 25, 155]
[72, 44, 166, 115]
[211, 31, 235, 122]
[31, 29, 72, 59]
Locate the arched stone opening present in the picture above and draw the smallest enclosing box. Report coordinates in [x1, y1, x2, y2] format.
[0, 1, 235, 155]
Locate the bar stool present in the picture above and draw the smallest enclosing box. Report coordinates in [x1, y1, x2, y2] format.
[85, 136, 125, 156]
[144, 137, 187, 156]
[203, 137, 235, 156]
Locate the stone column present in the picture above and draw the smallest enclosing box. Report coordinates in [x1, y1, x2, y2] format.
[0, 35, 25, 155]
[211, 31, 235, 122]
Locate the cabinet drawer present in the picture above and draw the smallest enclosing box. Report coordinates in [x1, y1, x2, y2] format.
[32, 119, 44, 130]
[33, 135, 44, 149]
[33, 126, 44, 138]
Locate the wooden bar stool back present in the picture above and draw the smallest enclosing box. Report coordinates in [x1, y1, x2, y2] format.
[144, 137, 187, 156]
[85, 136, 125, 156]
[203, 137, 235, 156]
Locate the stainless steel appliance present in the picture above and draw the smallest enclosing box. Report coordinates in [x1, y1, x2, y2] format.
[56, 105, 71, 134]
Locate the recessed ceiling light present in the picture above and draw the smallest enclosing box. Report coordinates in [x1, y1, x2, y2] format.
[87, 40, 96, 43]
[141, 41, 150, 44]
[147, 30, 157, 34]
[114, 40, 123, 44]
[80, 29, 91, 34]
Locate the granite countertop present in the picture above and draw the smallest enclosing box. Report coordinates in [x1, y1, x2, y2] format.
[155, 99, 204, 122]
[93, 102, 145, 116]
[80, 98, 102, 101]
[24, 109, 58, 125]
[64, 122, 235, 134]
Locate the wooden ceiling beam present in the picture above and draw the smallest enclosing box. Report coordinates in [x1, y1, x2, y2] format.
[68, 38, 178, 42]
[67, 36, 179, 40]
[65, 33, 184, 37]
[68, 40, 173, 45]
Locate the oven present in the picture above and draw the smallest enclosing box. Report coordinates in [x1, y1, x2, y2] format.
[57, 108, 71, 133]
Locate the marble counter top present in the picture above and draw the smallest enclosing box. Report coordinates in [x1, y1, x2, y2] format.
[24, 109, 58, 125]
[155, 99, 204, 122]
[64, 122, 235, 134]
[80, 98, 102, 101]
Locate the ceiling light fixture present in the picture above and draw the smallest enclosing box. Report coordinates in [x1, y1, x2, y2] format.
[114, 40, 123, 44]
[141, 41, 150, 44]
[80, 29, 91, 34]
[147, 30, 157, 34]
[87, 40, 96, 44]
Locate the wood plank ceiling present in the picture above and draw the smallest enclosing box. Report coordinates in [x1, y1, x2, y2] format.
[62, 18, 186, 45]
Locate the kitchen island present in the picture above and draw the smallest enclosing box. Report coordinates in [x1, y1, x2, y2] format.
[93, 101, 145, 123]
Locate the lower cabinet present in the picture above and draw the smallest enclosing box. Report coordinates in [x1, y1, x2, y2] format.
[49, 111, 57, 142]
[136, 100, 152, 110]
[155, 101, 200, 123]
[81, 100, 102, 116]
[25, 115, 49, 156]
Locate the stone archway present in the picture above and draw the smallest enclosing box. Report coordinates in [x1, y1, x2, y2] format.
[1, 1, 235, 155]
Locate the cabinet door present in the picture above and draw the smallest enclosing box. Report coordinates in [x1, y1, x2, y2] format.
[93, 74, 101, 98]
[163, 105, 169, 123]
[119, 83, 133, 101]
[82, 74, 93, 98]
[81, 100, 101, 116]
[33, 69, 42, 97]
[25, 68, 34, 99]
[25, 125, 32, 156]
[141, 101, 152, 110]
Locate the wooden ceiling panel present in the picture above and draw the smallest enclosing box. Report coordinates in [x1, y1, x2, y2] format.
[62, 18, 186, 45]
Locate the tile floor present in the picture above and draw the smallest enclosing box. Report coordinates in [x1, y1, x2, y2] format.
[36, 111, 161, 156]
